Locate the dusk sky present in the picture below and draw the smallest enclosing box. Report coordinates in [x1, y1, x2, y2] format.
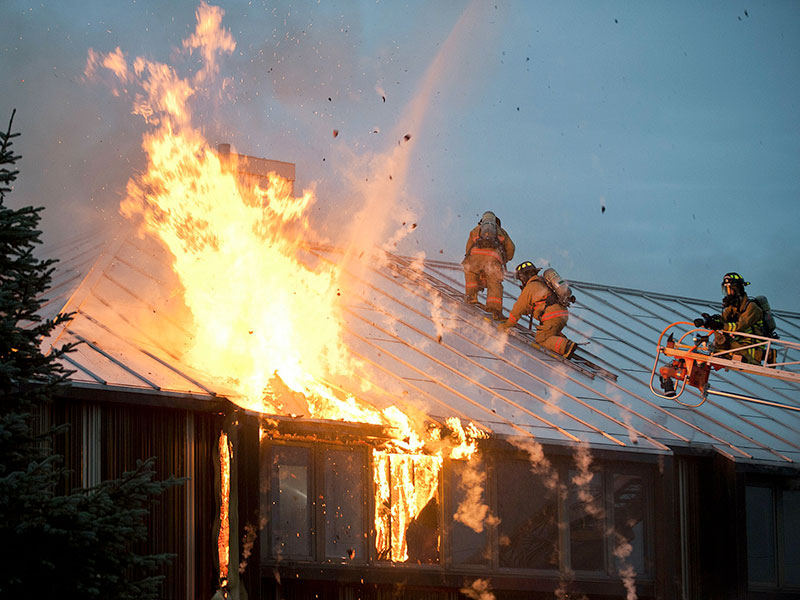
[3, 1, 799, 312]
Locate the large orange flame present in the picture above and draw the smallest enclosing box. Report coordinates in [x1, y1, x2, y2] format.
[121, 123, 362, 415]
[89, 4, 372, 418]
[88, 2, 494, 565]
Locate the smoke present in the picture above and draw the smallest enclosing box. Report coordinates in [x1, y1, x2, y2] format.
[334, 0, 500, 274]
[460, 578, 495, 600]
[511, 437, 561, 495]
[238, 518, 265, 574]
[619, 402, 640, 445]
[613, 533, 638, 600]
[571, 442, 603, 519]
[430, 291, 446, 343]
[571, 442, 638, 600]
[452, 456, 499, 534]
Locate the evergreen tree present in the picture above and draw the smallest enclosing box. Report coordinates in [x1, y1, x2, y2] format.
[0, 110, 183, 599]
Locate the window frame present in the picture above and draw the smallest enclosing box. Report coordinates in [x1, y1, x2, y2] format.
[263, 442, 315, 562]
[489, 450, 656, 579]
[746, 480, 800, 592]
[260, 439, 656, 582]
[605, 465, 655, 579]
[261, 441, 370, 565]
[443, 454, 496, 569]
[319, 445, 370, 565]
[491, 453, 562, 574]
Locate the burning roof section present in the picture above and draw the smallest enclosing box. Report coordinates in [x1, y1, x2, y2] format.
[40, 230, 800, 468]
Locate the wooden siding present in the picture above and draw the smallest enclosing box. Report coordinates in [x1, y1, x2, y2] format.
[49, 395, 223, 600]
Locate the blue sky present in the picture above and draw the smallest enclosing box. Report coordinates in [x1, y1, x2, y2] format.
[3, 1, 799, 311]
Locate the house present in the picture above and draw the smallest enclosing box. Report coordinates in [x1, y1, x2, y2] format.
[38, 162, 800, 600]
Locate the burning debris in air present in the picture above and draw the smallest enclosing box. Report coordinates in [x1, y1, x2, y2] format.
[86, 0, 498, 574]
[83, 4, 642, 598]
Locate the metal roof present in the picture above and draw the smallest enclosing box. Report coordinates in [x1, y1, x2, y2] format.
[40, 230, 800, 467]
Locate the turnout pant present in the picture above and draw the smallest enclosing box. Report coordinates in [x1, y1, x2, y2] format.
[536, 311, 573, 357]
[463, 254, 504, 312]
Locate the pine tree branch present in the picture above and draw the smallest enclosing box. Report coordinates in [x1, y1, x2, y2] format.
[0, 109, 21, 198]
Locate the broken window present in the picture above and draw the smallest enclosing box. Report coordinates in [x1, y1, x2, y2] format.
[270, 445, 312, 559]
[323, 448, 366, 562]
[496, 458, 559, 570]
[373, 451, 441, 564]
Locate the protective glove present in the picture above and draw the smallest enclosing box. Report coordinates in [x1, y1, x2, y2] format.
[498, 320, 514, 332]
[694, 313, 722, 329]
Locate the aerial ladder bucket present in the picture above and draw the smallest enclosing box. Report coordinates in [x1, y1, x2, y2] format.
[649, 321, 800, 411]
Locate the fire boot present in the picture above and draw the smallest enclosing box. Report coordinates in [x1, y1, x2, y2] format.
[658, 376, 676, 398]
[465, 292, 478, 304]
[659, 360, 686, 398]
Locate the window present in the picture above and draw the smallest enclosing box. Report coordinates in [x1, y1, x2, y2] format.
[449, 459, 491, 566]
[269, 445, 312, 559]
[492, 456, 652, 576]
[496, 458, 559, 570]
[613, 474, 646, 576]
[323, 448, 366, 562]
[568, 468, 605, 572]
[262, 442, 369, 564]
[747, 486, 777, 585]
[784, 490, 800, 586]
[373, 452, 441, 564]
[566, 467, 651, 577]
[746, 483, 800, 589]
[259, 439, 655, 580]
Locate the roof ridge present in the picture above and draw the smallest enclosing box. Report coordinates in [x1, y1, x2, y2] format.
[390, 252, 800, 319]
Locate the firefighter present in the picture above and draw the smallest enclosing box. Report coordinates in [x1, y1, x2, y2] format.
[499, 261, 577, 358]
[694, 272, 766, 364]
[462, 211, 515, 320]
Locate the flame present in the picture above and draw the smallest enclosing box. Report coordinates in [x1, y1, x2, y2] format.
[373, 449, 442, 562]
[90, 4, 378, 420]
[89, 2, 498, 565]
[218, 431, 230, 583]
[373, 416, 488, 561]
[121, 125, 364, 414]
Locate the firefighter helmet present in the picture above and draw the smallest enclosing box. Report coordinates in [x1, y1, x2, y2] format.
[515, 261, 539, 287]
[721, 272, 749, 298]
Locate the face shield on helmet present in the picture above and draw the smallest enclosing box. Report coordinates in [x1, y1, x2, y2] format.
[721, 272, 748, 299]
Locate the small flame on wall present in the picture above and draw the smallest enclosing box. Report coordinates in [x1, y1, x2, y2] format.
[218, 431, 231, 585]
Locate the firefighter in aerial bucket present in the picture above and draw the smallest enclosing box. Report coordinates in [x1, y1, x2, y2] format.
[462, 211, 515, 320]
[499, 261, 577, 359]
[693, 272, 775, 364]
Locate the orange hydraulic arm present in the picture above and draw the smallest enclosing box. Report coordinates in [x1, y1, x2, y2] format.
[649, 321, 800, 411]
